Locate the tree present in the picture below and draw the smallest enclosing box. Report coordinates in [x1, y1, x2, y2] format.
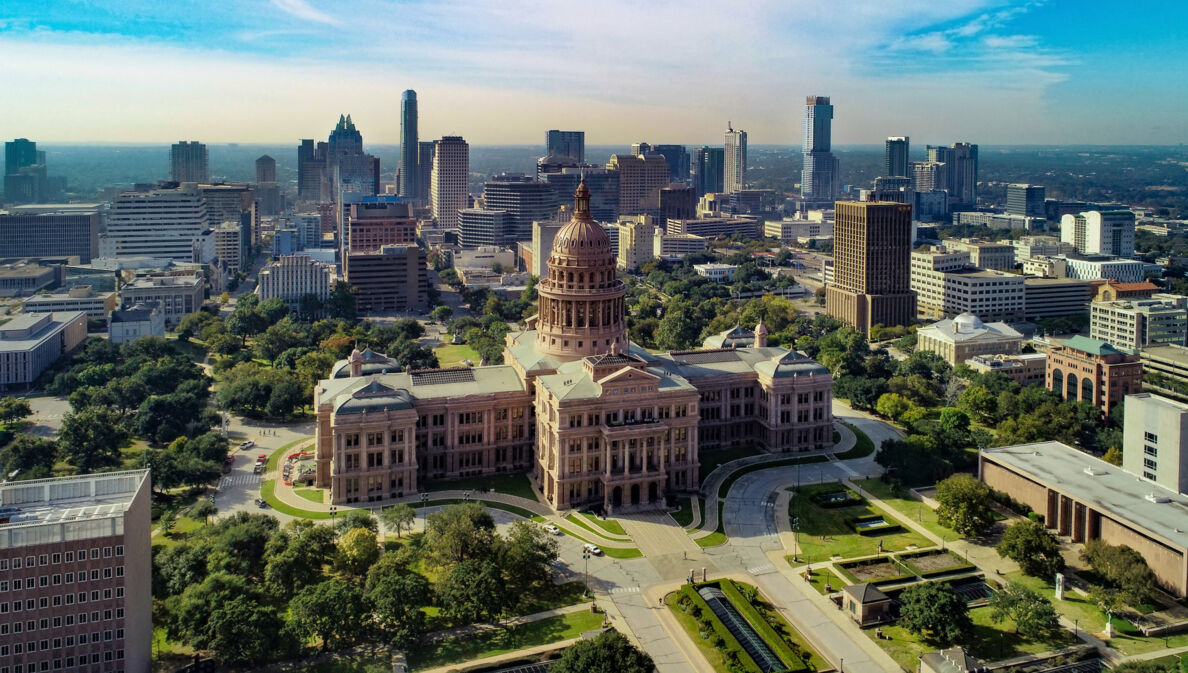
[655, 302, 701, 350]
[988, 582, 1061, 639]
[431, 305, 454, 323]
[59, 406, 129, 473]
[1102, 447, 1123, 466]
[263, 522, 336, 597]
[335, 527, 381, 576]
[499, 520, 560, 598]
[934, 474, 997, 537]
[875, 393, 912, 421]
[1081, 539, 1158, 606]
[997, 520, 1065, 578]
[366, 562, 432, 648]
[333, 508, 378, 534]
[0, 434, 57, 480]
[551, 629, 655, 673]
[190, 499, 217, 524]
[153, 542, 209, 598]
[439, 558, 509, 624]
[325, 281, 358, 320]
[380, 503, 416, 538]
[288, 578, 370, 652]
[0, 396, 32, 424]
[298, 293, 324, 320]
[166, 573, 292, 665]
[957, 385, 999, 425]
[425, 502, 497, 566]
[898, 582, 972, 645]
[257, 297, 290, 324]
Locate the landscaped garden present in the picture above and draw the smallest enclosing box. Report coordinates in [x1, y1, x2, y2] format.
[788, 483, 931, 563]
[851, 477, 959, 540]
[897, 550, 974, 578]
[667, 579, 821, 673]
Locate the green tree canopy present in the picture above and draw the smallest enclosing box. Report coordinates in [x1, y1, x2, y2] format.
[288, 578, 370, 652]
[551, 629, 655, 673]
[935, 474, 998, 537]
[997, 520, 1065, 578]
[898, 581, 972, 645]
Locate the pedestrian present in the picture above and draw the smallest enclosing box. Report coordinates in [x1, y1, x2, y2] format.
[683, 551, 687, 560]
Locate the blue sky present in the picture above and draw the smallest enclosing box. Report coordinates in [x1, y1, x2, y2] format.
[1, 0, 1185, 144]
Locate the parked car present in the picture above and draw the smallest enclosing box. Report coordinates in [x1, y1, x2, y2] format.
[255, 498, 268, 509]
[239, 440, 254, 450]
[544, 524, 561, 535]
[583, 543, 602, 556]
[256, 454, 267, 463]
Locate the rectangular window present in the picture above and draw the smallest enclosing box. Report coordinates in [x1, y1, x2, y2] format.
[1145, 431, 1158, 443]
[1145, 445, 1158, 457]
[1144, 458, 1158, 470]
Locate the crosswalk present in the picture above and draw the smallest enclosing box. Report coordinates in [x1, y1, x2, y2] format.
[611, 586, 640, 594]
[219, 473, 261, 489]
[747, 564, 776, 575]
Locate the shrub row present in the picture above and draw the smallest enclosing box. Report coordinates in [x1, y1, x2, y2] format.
[720, 580, 812, 672]
[809, 489, 865, 509]
[679, 584, 764, 673]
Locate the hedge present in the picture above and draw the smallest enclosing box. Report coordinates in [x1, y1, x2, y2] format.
[809, 489, 865, 509]
[680, 584, 763, 673]
[721, 580, 811, 672]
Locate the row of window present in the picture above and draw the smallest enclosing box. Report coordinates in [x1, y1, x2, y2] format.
[0, 547, 122, 572]
[1, 607, 123, 636]
[0, 627, 123, 655]
[0, 586, 123, 614]
[1, 566, 123, 593]
[0, 649, 124, 672]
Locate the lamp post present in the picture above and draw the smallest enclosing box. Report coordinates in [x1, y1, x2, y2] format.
[582, 547, 592, 597]
[329, 505, 338, 521]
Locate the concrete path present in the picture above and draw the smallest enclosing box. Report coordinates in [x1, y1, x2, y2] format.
[416, 639, 580, 673]
[422, 602, 593, 644]
[618, 511, 700, 560]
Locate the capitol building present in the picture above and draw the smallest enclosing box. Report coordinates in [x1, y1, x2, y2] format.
[313, 182, 835, 512]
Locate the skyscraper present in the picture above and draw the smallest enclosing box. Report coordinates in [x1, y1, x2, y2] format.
[825, 201, 916, 335]
[255, 154, 276, 183]
[1061, 210, 1136, 258]
[417, 141, 434, 205]
[653, 144, 690, 183]
[885, 136, 910, 178]
[480, 175, 558, 243]
[546, 130, 585, 164]
[802, 96, 838, 202]
[328, 114, 363, 163]
[539, 167, 620, 222]
[431, 136, 470, 230]
[607, 153, 669, 216]
[5, 138, 37, 175]
[1007, 183, 1046, 217]
[724, 124, 748, 192]
[400, 90, 419, 200]
[297, 138, 327, 200]
[170, 141, 209, 182]
[927, 142, 978, 208]
[692, 146, 725, 196]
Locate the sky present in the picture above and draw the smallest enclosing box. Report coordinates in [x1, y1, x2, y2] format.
[1, 0, 1186, 145]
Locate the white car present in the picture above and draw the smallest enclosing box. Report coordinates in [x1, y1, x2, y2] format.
[544, 524, 561, 535]
[583, 543, 603, 556]
[239, 440, 254, 450]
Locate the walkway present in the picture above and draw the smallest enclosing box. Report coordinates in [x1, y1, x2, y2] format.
[422, 603, 593, 644]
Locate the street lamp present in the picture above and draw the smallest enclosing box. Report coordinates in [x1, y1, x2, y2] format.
[329, 505, 338, 521]
[582, 547, 592, 597]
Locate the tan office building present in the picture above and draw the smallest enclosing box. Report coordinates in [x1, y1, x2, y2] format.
[825, 201, 916, 334]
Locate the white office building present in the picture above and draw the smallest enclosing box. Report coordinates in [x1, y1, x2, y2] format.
[910, 248, 1025, 321]
[1124, 393, 1188, 494]
[1061, 210, 1136, 257]
[100, 185, 213, 262]
[1091, 295, 1188, 350]
[256, 254, 333, 309]
[430, 136, 470, 230]
[694, 263, 738, 283]
[724, 125, 748, 192]
[109, 302, 165, 344]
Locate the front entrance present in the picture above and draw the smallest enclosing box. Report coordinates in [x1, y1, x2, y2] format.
[630, 483, 641, 506]
[648, 482, 658, 503]
[612, 486, 623, 508]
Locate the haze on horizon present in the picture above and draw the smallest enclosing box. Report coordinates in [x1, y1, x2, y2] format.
[1, 0, 1185, 146]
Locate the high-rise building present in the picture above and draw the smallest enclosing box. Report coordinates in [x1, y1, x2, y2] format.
[0, 205, 103, 262]
[1091, 295, 1188, 350]
[653, 144, 690, 183]
[802, 96, 838, 202]
[607, 153, 669, 216]
[617, 215, 657, 271]
[692, 146, 725, 196]
[539, 167, 619, 222]
[1061, 210, 1136, 257]
[659, 185, 696, 227]
[100, 184, 212, 261]
[297, 138, 327, 201]
[885, 136, 910, 178]
[344, 244, 429, 314]
[0, 470, 153, 673]
[546, 130, 585, 164]
[347, 198, 417, 253]
[417, 141, 434, 205]
[1123, 393, 1188, 494]
[400, 90, 419, 200]
[255, 154, 277, 183]
[459, 208, 510, 249]
[430, 136, 470, 230]
[1006, 184, 1045, 217]
[170, 141, 209, 183]
[825, 201, 916, 334]
[4, 137, 50, 204]
[257, 254, 333, 309]
[5, 138, 37, 175]
[328, 114, 363, 163]
[911, 161, 945, 192]
[480, 175, 558, 243]
[724, 125, 748, 192]
[927, 143, 978, 208]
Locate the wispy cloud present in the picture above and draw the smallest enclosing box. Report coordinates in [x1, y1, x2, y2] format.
[269, 0, 341, 26]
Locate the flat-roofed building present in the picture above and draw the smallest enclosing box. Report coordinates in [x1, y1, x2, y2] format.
[0, 470, 153, 672]
[826, 201, 916, 334]
[965, 353, 1047, 386]
[109, 302, 165, 344]
[0, 205, 104, 263]
[956, 211, 1045, 231]
[911, 248, 1025, 321]
[344, 244, 429, 315]
[347, 199, 416, 252]
[0, 259, 59, 297]
[102, 184, 212, 262]
[1091, 295, 1188, 350]
[1011, 235, 1076, 264]
[119, 271, 204, 326]
[1025, 254, 1147, 283]
[608, 153, 669, 216]
[980, 442, 1188, 597]
[256, 254, 333, 310]
[617, 215, 657, 271]
[212, 222, 244, 271]
[666, 216, 760, 239]
[0, 311, 86, 388]
[23, 285, 117, 319]
[1141, 343, 1188, 387]
[654, 231, 708, 261]
[693, 263, 738, 283]
[1061, 210, 1136, 257]
[765, 218, 834, 243]
[917, 313, 1023, 365]
[1046, 335, 1142, 416]
[1124, 393, 1188, 494]
[1022, 277, 1092, 319]
[942, 238, 1016, 270]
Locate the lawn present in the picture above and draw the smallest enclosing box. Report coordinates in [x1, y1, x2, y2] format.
[671, 496, 699, 527]
[408, 610, 603, 671]
[565, 513, 630, 540]
[718, 454, 829, 499]
[288, 656, 391, 673]
[417, 497, 539, 520]
[852, 477, 957, 540]
[434, 343, 480, 368]
[797, 565, 845, 594]
[789, 483, 931, 563]
[834, 422, 875, 459]
[578, 512, 627, 537]
[426, 472, 538, 501]
[260, 480, 333, 519]
[665, 591, 741, 673]
[295, 488, 325, 504]
[698, 444, 766, 481]
[694, 501, 727, 548]
[550, 520, 643, 559]
[870, 605, 1077, 670]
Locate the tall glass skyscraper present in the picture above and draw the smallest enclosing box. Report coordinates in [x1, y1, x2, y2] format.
[400, 90, 419, 200]
[692, 146, 724, 197]
[724, 125, 747, 192]
[546, 130, 584, 164]
[801, 96, 838, 202]
[884, 136, 910, 178]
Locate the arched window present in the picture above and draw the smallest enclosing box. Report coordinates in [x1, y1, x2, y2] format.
[1082, 378, 1094, 405]
[1051, 368, 1063, 395]
[1066, 374, 1078, 402]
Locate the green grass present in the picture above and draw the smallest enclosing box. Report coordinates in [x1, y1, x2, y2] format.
[426, 471, 539, 501]
[259, 479, 333, 519]
[151, 625, 194, 661]
[698, 444, 766, 481]
[152, 515, 207, 549]
[288, 656, 390, 673]
[869, 604, 1077, 671]
[694, 501, 727, 548]
[434, 343, 480, 368]
[417, 498, 539, 520]
[295, 488, 325, 504]
[670, 585, 762, 673]
[789, 483, 931, 563]
[266, 437, 314, 471]
[671, 497, 698, 527]
[718, 454, 829, 500]
[852, 477, 958, 540]
[666, 592, 740, 673]
[797, 564, 845, 595]
[549, 520, 643, 558]
[578, 512, 627, 536]
[408, 610, 603, 671]
[564, 513, 630, 541]
[834, 422, 875, 459]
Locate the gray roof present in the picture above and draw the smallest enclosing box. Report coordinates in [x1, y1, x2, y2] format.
[335, 381, 413, 415]
[842, 583, 890, 604]
[982, 442, 1188, 551]
[110, 302, 160, 323]
[320, 365, 529, 415]
[0, 311, 86, 353]
[537, 357, 697, 402]
[656, 346, 828, 380]
[702, 325, 755, 349]
[921, 647, 982, 673]
[919, 313, 1022, 343]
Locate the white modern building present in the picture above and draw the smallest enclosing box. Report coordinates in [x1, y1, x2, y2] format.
[1022, 277, 1093, 319]
[430, 136, 470, 230]
[910, 249, 1025, 321]
[0, 311, 87, 389]
[1023, 255, 1146, 283]
[23, 285, 117, 319]
[1061, 210, 1136, 257]
[1011, 235, 1077, 264]
[256, 254, 333, 310]
[119, 271, 205, 326]
[213, 222, 244, 271]
[456, 246, 515, 270]
[724, 124, 748, 192]
[694, 263, 738, 283]
[109, 302, 165, 344]
[917, 313, 1024, 366]
[1090, 295, 1188, 350]
[1123, 393, 1188, 494]
[765, 218, 834, 243]
[654, 231, 708, 261]
[100, 184, 213, 262]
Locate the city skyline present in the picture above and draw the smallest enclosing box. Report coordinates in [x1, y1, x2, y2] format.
[2, 0, 1185, 145]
